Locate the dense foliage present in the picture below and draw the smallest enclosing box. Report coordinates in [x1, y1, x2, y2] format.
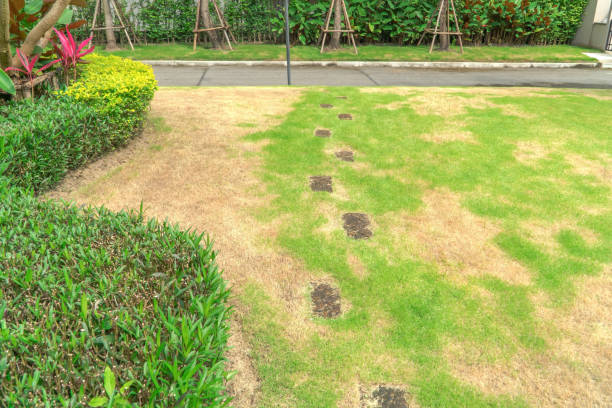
[0, 187, 231, 407]
[0, 55, 156, 193]
[119, 0, 589, 46]
[0, 95, 112, 193]
[0, 56, 232, 407]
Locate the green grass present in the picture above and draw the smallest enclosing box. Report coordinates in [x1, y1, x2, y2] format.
[240, 87, 612, 407]
[100, 43, 599, 62]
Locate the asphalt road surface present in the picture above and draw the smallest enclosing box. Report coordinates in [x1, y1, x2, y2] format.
[152, 65, 612, 88]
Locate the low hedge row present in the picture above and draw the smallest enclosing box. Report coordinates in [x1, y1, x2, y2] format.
[0, 56, 232, 407]
[0, 54, 158, 194]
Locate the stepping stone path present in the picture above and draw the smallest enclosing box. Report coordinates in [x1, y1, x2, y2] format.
[335, 150, 354, 162]
[320, 104, 334, 109]
[310, 176, 333, 193]
[337, 96, 348, 99]
[315, 128, 332, 138]
[361, 386, 409, 408]
[342, 213, 372, 239]
[338, 113, 353, 120]
[311, 282, 341, 318]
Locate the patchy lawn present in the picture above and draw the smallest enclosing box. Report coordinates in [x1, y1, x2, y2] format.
[48, 87, 611, 408]
[100, 43, 599, 63]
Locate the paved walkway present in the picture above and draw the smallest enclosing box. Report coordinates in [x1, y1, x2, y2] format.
[152, 65, 612, 88]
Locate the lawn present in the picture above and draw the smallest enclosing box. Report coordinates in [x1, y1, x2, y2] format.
[100, 43, 600, 63]
[50, 87, 612, 407]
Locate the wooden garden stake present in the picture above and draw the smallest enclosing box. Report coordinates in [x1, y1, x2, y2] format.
[319, 0, 358, 55]
[193, 0, 233, 51]
[418, 0, 463, 54]
[90, 0, 135, 50]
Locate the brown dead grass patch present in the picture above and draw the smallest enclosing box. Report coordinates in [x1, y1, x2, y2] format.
[566, 153, 612, 186]
[522, 220, 601, 254]
[513, 140, 553, 164]
[387, 189, 531, 285]
[447, 269, 612, 408]
[45, 87, 331, 408]
[361, 87, 536, 118]
[347, 253, 368, 279]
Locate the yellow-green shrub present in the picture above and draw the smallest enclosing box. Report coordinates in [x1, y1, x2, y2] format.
[62, 55, 158, 144]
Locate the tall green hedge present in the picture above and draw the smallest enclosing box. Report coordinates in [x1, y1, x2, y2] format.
[0, 56, 232, 407]
[125, 0, 590, 46]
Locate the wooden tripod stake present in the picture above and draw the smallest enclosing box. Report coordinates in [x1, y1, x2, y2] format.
[90, 0, 135, 51]
[193, 0, 234, 51]
[418, 0, 463, 54]
[319, 0, 358, 55]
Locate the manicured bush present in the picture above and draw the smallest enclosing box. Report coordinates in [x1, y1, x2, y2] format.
[0, 95, 112, 193]
[62, 55, 158, 145]
[0, 55, 231, 407]
[0, 187, 231, 407]
[0, 55, 157, 194]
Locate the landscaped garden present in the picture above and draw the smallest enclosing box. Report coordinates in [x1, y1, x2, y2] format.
[2, 0, 611, 407]
[47, 86, 612, 407]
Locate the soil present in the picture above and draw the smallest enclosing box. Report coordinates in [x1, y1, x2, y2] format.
[372, 386, 409, 408]
[337, 96, 348, 99]
[335, 151, 354, 162]
[321, 104, 334, 109]
[342, 213, 372, 240]
[311, 282, 341, 318]
[316, 129, 332, 138]
[338, 114, 353, 120]
[310, 176, 333, 193]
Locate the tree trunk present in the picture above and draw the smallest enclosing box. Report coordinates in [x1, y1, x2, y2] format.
[200, 1, 222, 49]
[329, 0, 342, 49]
[439, 0, 449, 51]
[0, 0, 11, 69]
[10, 0, 70, 68]
[102, 0, 118, 49]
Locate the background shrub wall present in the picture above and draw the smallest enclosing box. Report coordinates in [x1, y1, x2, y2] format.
[101, 0, 590, 46]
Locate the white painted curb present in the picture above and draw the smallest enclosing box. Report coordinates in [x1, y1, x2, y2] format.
[139, 60, 601, 69]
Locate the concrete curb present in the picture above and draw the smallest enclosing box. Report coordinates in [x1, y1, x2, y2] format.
[139, 59, 601, 69]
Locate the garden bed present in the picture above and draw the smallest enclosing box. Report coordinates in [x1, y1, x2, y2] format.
[0, 55, 232, 407]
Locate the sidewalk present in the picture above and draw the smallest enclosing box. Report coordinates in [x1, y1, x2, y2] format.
[584, 52, 612, 69]
[150, 64, 612, 88]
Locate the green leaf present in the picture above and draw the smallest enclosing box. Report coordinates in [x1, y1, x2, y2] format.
[23, 0, 43, 15]
[119, 380, 134, 395]
[104, 366, 116, 397]
[0, 70, 15, 96]
[57, 8, 73, 25]
[88, 396, 108, 407]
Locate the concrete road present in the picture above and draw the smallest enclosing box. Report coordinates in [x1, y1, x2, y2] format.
[152, 65, 612, 88]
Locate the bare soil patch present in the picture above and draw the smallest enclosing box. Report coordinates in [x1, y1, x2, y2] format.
[316, 128, 332, 138]
[311, 282, 342, 318]
[310, 176, 333, 192]
[360, 385, 412, 408]
[339, 113, 354, 120]
[343, 213, 373, 240]
[336, 150, 355, 162]
[321, 104, 334, 109]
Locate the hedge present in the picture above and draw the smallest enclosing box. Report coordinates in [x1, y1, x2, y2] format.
[0, 56, 232, 407]
[96, 0, 590, 46]
[0, 55, 157, 194]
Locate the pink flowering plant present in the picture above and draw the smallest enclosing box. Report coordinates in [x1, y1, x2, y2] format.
[45, 28, 95, 82]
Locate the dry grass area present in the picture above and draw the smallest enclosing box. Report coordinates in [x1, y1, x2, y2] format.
[385, 189, 531, 286]
[448, 269, 612, 407]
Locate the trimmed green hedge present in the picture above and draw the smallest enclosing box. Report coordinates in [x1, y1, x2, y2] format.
[0, 95, 112, 193]
[0, 55, 157, 194]
[0, 56, 232, 407]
